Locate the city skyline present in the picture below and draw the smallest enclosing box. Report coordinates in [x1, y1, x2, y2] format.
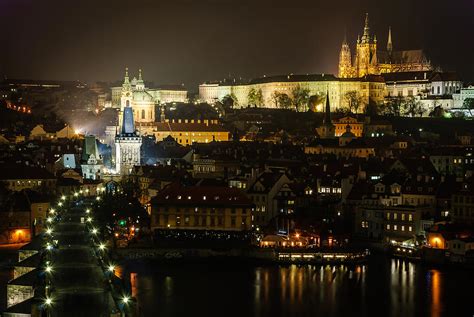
[0, 0, 473, 89]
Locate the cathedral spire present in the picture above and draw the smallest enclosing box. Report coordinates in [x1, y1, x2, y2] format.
[138, 68, 143, 81]
[361, 13, 370, 43]
[387, 26, 393, 52]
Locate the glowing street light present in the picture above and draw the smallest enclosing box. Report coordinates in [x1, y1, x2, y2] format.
[45, 297, 53, 306]
[98, 243, 106, 251]
[61, 195, 66, 201]
[74, 192, 79, 197]
[108, 264, 115, 272]
[91, 228, 98, 235]
[46, 243, 53, 251]
[45, 265, 53, 273]
[122, 296, 130, 304]
[58, 202, 63, 207]
[46, 228, 53, 235]
[85, 209, 91, 214]
[49, 209, 55, 214]
[46, 217, 53, 223]
[86, 217, 92, 222]
[96, 196, 101, 201]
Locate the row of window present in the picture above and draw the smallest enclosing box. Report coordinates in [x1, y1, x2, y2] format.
[386, 212, 413, 221]
[386, 224, 413, 232]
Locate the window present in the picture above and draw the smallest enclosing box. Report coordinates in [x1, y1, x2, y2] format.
[386, 224, 391, 230]
[394, 225, 398, 231]
[401, 214, 405, 221]
[401, 225, 405, 231]
[408, 214, 413, 221]
[141, 109, 145, 119]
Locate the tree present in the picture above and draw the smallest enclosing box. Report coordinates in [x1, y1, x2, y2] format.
[248, 88, 263, 107]
[402, 96, 424, 117]
[365, 98, 381, 116]
[463, 98, 474, 116]
[383, 96, 404, 116]
[277, 93, 292, 109]
[221, 94, 238, 110]
[308, 94, 325, 112]
[430, 105, 446, 118]
[291, 86, 310, 112]
[271, 91, 280, 108]
[344, 91, 364, 114]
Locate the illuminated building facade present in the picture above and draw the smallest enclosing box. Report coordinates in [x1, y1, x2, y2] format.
[150, 184, 254, 231]
[115, 106, 142, 175]
[199, 74, 385, 112]
[338, 14, 432, 79]
[111, 69, 187, 109]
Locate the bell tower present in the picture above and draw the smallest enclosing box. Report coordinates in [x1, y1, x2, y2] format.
[338, 32, 353, 78]
[115, 106, 142, 175]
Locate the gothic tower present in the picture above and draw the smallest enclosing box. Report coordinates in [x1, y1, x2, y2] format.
[115, 106, 142, 175]
[354, 13, 379, 77]
[317, 91, 335, 139]
[387, 26, 393, 53]
[338, 33, 353, 78]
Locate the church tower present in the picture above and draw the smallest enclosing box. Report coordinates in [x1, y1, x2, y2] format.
[120, 67, 133, 112]
[387, 26, 393, 53]
[338, 33, 353, 78]
[317, 91, 335, 139]
[115, 106, 142, 175]
[354, 13, 379, 77]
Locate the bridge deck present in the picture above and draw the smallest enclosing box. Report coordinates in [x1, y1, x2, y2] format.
[48, 206, 118, 317]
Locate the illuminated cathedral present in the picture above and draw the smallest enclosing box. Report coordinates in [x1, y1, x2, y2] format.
[338, 13, 432, 78]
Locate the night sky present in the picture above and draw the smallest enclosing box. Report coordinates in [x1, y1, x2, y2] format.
[0, 0, 473, 90]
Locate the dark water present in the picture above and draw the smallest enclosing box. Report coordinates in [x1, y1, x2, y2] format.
[1, 253, 473, 316]
[126, 256, 473, 317]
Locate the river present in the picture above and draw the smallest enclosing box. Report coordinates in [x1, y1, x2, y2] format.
[124, 255, 473, 317]
[1, 252, 473, 316]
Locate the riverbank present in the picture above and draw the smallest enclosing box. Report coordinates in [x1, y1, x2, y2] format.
[114, 246, 369, 266]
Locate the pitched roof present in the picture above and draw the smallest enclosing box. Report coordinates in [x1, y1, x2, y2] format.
[0, 165, 56, 180]
[153, 122, 228, 133]
[151, 183, 253, 207]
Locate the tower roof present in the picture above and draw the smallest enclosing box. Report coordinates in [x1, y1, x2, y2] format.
[121, 106, 136, 135]
[324, 90, 331, 124]
[361, 13, 371, 43]
[387, 26, 393, 52]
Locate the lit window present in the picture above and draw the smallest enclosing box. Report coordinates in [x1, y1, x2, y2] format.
[177, 195, 182, 200]
[394, 225, 398, 231]
[203, 196, 206, 200]
[401, 225, 405, 231]
[386, 224, 390, 230]
[408, 214, 413, 221]
[409, 226, 413, 232]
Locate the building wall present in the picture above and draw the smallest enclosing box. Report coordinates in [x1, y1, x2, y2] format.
[151, 205, 252, 231]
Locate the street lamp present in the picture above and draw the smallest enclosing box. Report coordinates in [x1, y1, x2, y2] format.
[91, 228, 98, 235]
[86, 209, 91, 214]
[46, 228, 53, 235]
[45, 265, 53, 273]
[61, 195, 66, 201]
[96, 196, 101, 201]
[122, 296, 130, 304]
[58, 202, 63, 207]
[49, 209, 55, 214]
[86, 217, 92, 222]
[108, 264, 115, 273]
[98, 243, 106, 251]
[46, 217, 53, 223]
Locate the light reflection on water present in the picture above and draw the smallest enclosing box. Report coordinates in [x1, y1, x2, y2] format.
[122, 257, 471, 317]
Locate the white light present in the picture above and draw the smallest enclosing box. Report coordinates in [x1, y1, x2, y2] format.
[86, 209, 91, 214]
[47, 217, 53, 223]
[45, 265, 52, 273]
[122, 296, 130, 304]
[61, 196, 66, 200]
[58, 202, 63, 207]
[92, 228, 98, 235]
[45, 297, 53, 306]
[98, 243, 106, 250]
[49, 209, 55, 214]
[108, 264, 115, 272]
[46, 228, 53, 235]
[86, 217, 92, 222]
[96, 197, 101, 201]
[74, 192, 79, 197]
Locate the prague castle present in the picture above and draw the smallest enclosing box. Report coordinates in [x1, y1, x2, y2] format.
[199, 14, 455, 113]
[338, 13, 432, 78]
